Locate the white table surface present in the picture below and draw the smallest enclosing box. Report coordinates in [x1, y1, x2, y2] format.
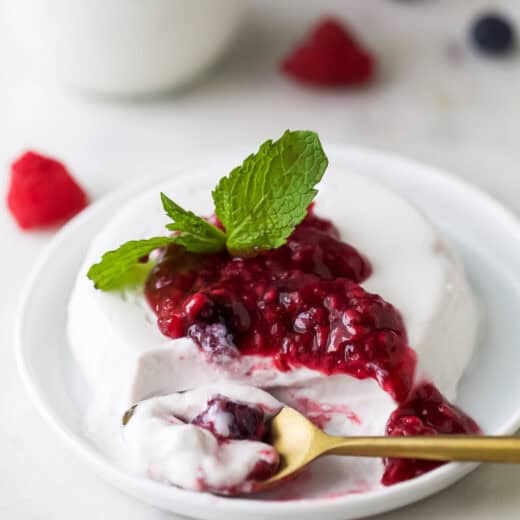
[1, 1, 520, 518]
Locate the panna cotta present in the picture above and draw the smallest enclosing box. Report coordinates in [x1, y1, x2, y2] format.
[68, 161, 479, 496]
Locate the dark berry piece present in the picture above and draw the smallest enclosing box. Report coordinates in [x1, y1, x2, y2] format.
[7, 151, 88, 229]
[188, 323, 239, 360]
[247, 458, 278, 482]
[191, 396, 266, 441]
[471, 13, 515, 55]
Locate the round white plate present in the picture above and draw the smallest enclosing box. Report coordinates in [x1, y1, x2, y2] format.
[15, 145, 520, 520]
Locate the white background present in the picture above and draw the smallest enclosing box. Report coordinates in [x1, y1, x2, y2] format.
[1, 1, 520, 518]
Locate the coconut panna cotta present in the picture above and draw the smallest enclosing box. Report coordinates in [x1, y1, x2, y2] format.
[68, 131, 479, 496]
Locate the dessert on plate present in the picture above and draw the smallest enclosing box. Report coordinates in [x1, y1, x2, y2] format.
[68, 130, 479, 497]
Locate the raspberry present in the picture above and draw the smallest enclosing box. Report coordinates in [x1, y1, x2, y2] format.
[7, 151, 88, 229]
[281, 18, 375, 87]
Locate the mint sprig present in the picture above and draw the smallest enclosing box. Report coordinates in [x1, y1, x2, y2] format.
[87, 130, 328, 291]
[213, 130, 328, 255]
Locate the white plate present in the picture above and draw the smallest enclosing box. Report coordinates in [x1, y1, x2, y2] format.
[15, 145, 520, 520]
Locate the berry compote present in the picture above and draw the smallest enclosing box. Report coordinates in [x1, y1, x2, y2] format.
[145, 206, 480, 485]
[383, 383, 480, 485]
[146, 208, 414, 402]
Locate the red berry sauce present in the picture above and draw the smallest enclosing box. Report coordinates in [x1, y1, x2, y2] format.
[146, 209, 415, 402]
[145, 207, 480, 485]
[383, 383, 480, 485]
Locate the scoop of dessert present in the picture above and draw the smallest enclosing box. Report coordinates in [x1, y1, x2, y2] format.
[122, 384, 280, 494]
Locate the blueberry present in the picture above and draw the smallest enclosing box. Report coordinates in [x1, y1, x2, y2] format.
[471, 13, 515, 55]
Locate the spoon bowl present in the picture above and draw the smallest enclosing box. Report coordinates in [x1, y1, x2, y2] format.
[263, 406, 327, 487]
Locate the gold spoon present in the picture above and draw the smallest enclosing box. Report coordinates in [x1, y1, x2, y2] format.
[261, 407, 520, 489]
[122, 404, 520, 491]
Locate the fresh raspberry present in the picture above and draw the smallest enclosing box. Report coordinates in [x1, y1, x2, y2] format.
[281, 18, 375, 87]
[7, 151, 88, 229]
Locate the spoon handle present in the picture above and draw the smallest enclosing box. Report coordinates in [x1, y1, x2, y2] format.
[324, 435, 520, 463]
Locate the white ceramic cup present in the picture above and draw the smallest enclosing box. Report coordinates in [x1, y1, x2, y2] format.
[3, 0, 246, 96]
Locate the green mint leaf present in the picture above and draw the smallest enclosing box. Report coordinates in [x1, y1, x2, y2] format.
[89, 130, 328, 291]
[161, 193, 226, 253]
[87, 237, 175, 290]
[212, 130, 328, 256]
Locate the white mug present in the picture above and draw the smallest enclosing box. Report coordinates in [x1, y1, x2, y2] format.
[3, 0, 246, 96]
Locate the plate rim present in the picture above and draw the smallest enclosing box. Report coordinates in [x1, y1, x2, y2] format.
[14, 143, 520, 519]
